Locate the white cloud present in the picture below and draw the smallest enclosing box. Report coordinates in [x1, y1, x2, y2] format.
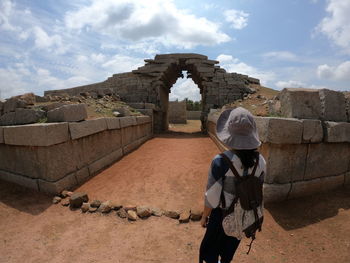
[33, 26, 65, 52]
[65, 0, 230, 48]
[224, 9, 249, 30]
[216, 54, 275, 86]
[101, 55, 144, 74]
[317, 61, 350, 81]
[263, 51, 298, 61]
[317, 0, 350, 53]
[275, 80, 327, 90]
[0, 0, 17, 31]
[275, 80, 306, 89]
[170, 76, 201, 102]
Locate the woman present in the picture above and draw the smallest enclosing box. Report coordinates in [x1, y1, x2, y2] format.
[199, 107, 266, 263]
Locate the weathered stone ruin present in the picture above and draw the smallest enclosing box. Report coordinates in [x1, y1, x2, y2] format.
[168, 101, 187, 124]
[208, 88, 350, 202]
[45, 53, 259, 132]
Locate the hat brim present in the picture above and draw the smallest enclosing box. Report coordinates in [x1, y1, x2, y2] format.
[216, 109, 261, 150]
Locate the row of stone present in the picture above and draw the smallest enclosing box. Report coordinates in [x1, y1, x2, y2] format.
[255, 116, 350, 144]
[53, 191, 203, 223]
[277, 88, 350, 122]
[0, 115, 151, 146]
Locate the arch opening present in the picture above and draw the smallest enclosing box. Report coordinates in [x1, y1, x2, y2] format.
[157, 62, 204, 132]
[168, 71, 202, 133]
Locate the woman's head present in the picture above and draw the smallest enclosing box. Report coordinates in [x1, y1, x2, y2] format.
[216, 107, 261, 150]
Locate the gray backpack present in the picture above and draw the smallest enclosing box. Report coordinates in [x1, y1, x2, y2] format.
[219, 153, 264, 254]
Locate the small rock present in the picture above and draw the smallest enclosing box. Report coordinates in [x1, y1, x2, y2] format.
[109, 201, 122, 210]
[113, 111, 122, 117]
[151, 207, 163, 217]
[136, 206, 152, 218]
[60, 190, 73, 198]
[61, 198, 70, 206]
[116, 208, 128, 218]
[97, 201, 112, 213]
[81, 202, 90, 213]
[164, 210, 180, 219]
[190, 209, 203, 221]
[52, 196, 62, 204]
[124, 205, 136, 211]
[69, 192, 89, 208]
[90, 200, 101, 208]
[88, 206, 98, 213]
[127, 210, 138, 221]
[179, 211, 191, 223]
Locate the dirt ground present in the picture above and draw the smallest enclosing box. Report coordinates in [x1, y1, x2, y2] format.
[1, 121, 350, 263]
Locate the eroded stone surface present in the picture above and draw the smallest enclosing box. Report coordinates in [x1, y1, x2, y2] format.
[302, 119, 323, 143]
[279, 88, 322, 119]
[69, 118, 107, 140]
[255, 117, 303, 144]
[324, 122, 350, 143]
[48, 104, 87, 122]
[3, 123, 69, 146]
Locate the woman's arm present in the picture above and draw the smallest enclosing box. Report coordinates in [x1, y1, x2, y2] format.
[200, 206, 213, 228]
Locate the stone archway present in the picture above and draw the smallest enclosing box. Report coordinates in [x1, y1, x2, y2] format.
[45, 53, 260, 133]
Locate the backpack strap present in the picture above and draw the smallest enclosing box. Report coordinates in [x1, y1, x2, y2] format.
[219, 152, 260, 211]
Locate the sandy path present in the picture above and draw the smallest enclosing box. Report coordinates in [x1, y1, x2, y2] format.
[76, 131, 218, 212]
[1, 123, 350, 262]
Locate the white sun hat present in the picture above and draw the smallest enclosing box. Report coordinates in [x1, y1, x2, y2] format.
[216, 107, 261, 150]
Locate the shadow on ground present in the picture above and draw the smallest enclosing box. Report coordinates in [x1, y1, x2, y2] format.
[266, 186, 350, 230]
[0, 180, 52, 215]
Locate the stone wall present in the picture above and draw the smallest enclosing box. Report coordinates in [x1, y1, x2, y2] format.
[168, 101, 187, 124]
[44, 53, 260, 132]
[187, 111, 201, 120]
[207, 113, 350, 203]
[0, 116, 152, 194]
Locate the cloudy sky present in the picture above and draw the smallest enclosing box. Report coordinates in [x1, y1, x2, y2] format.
[1, 0, 350, 101]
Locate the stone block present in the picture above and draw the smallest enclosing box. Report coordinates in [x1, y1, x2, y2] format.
[121, 126, 137, 147]
[105, 117, 120, 130]
[123, 139, 142, 155]
[47, 104, 87, 122]
[38, 173, 77, 194]
[0, 112, 16, 126]
[0, 170, 39, 191]
[75, 166, 90, 184]
[304, 143, 350, 180]
[127, 102, 145, 109]
[42, 102, 67, 112]
[0, 127, 3, 143]
[260, 143, 308, 183]
[14, 108, 44, 125]
[119, 116, 137, 128]
[137, 109, 153, 118]
[279, 88, 322, 119]
[3, 97, 26, 113]
[324, 122, 350, 143]
[136, 116, 151, 125]
[263, 183, 291, 203]
[69, 118, 107, 140]
[289, 174, 345, 199]
[254, 117, 303, 144]
[319, 89, 347, 122]
[88, 148, 123, 175]
[4, 123, 69, 146]
[302, 119, 323, 143]
[144, 103, 156, 110]
[72, 130, 122, 169]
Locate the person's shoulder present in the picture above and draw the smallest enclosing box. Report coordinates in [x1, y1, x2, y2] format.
[258, 153, 266, 167]
[212, 151, 232, 166]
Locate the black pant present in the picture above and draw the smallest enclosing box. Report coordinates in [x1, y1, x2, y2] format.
[199, 208, 240, 263]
